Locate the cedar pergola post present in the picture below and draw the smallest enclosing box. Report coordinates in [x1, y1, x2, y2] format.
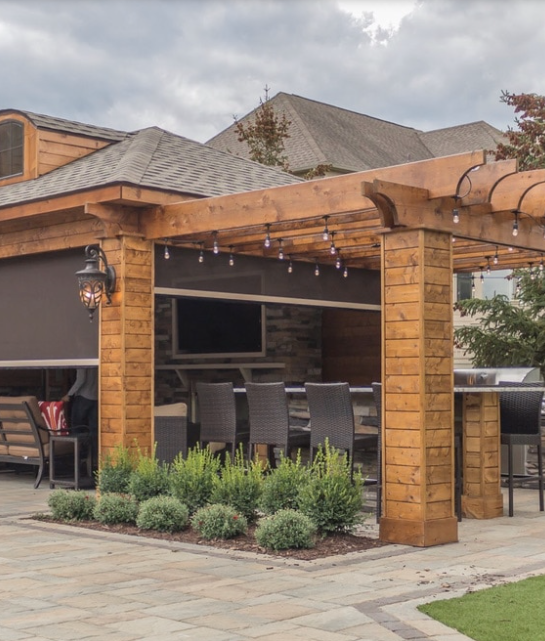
[98, 234, 155, 461]
[379, 228, 458, 546]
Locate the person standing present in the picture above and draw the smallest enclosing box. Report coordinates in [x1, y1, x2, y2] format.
[63, 368, 98, 469]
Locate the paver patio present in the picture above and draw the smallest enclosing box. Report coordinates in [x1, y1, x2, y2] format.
[2, 470, 545, 640]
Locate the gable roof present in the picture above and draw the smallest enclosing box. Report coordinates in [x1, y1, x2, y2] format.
[206, 92, 506, 173]
[0, 125, 301, 209]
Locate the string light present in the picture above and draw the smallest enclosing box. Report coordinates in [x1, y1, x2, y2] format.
[228, 246, 234, 267]
[314, 261, 320, 276]
[198, 244, 204, 263]
[471, 273, 476, 296]
[480, 266, 484, 283]
[486, 256, 491, 275]
[512, 211, 519, 237]
[322, 216, 330, 241]
[343, 265, 348, 278]
[278, 238, 284, 260]
[163, 239, 170, 260]
[212, 231, 219, 254]
[493, 246, 499, 265]
[335, 250, 342, 269]
[288, 256, 293, 274]
[329, 231, 336, 255]
[264, 224, 271, 248]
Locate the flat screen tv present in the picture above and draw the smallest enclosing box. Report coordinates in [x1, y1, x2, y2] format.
[173, 297, 265, 359]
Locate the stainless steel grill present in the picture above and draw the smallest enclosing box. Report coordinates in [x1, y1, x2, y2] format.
[454, 367, 541, 386]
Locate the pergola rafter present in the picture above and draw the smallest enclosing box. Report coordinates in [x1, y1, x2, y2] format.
[142, 151, 545, 274]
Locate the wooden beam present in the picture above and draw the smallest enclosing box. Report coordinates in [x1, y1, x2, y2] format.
[144, 152, 487, 240]
[488, 168, 545, 212]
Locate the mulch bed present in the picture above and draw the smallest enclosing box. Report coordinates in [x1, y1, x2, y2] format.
[33, 516, 389, 561]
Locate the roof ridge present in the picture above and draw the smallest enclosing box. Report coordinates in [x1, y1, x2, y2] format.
[111, 127, 164, 183]
[285, 93, 422, 133]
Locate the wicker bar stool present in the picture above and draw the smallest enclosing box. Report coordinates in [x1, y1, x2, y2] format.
[499, 380, 545, 517]
[245, 381, 310, 466]
[196, 382, 246, 458]
[305, 382, 378, 479]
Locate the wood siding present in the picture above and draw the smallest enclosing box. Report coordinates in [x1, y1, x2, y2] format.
[322, 309, 381, 385]
[379, 229, 458, 546]
[99, 236, 154, 458]
[461, 392, 503, 518]
[38, 131, 110, 175]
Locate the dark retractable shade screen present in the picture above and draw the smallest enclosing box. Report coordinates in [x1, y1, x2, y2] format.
[0, 249, 98, 364]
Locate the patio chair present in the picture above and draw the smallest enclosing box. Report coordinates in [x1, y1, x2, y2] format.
[305, 382, 378, 480]
[196, 382, 247, 458]
[245, 381, 310, 466]
[499, 380, 545, 517]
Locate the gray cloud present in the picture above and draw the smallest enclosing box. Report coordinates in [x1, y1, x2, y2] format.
[0, 0, 543, 142]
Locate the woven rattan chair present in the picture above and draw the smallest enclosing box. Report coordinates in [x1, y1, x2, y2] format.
[196, 382, 243, 458]
[245, 382, 310, 465]
[305, 382, 378, 479]
[499, 380, 545, 517]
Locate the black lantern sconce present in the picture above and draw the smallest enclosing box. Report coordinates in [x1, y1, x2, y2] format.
[76, 244, 116, 321]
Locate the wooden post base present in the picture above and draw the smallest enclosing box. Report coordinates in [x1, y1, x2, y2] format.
[462, 494, 503, 519]
[379, 516, 458, 547]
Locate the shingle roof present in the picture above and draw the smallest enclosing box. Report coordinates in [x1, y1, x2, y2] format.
[206, 92, 506, 173]
[418, 121, 507, 157]
[0, 126, 302, 209]
[0, 108, 128, 142]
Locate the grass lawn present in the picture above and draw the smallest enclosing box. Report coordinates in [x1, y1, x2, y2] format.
[418, 575, 545, 641]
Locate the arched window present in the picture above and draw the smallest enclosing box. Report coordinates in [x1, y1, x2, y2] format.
[0, 120, 23, 179]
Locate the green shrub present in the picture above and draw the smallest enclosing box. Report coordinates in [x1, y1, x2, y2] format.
[259, 451, 309, 514]
[48, 490, 96, 521]
[209, 447, 264, 522]
[169, 444, 221, 514]
[191, 503, 247, 540]
[298, 440, 365, 534]
[93, 493, 139, 525]
[96, 444, 137, 494]
[255, 509, 316, 550]
[136, 496, 189, 533]
[128, 446, 170, 502]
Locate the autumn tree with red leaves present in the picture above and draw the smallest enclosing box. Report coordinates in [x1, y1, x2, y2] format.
[494, 90, 545, 170]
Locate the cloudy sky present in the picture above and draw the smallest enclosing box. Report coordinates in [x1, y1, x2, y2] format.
[1, 0, 543, 143]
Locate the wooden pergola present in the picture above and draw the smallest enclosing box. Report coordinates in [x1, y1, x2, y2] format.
[2, 149, 545, 547]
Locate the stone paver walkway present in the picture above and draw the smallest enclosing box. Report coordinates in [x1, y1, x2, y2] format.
[2, 469, 545, 640]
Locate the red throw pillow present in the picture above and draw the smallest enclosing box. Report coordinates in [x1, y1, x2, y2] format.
[38, 401, 69, 436]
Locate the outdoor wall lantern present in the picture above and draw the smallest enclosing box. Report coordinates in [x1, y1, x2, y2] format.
[76, 244, 116, 321]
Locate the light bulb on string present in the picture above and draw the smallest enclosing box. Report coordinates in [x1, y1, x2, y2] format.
[228, 246, 234, 267]
[264, 224, 271, 248]
[163, 240, 170, 260]
[288, 256, 293, 274]
[278, 238, 284, 260]
[212, 231, 219, 254]
[322, 216, 330, 241]
[314, 261, 320, 276]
